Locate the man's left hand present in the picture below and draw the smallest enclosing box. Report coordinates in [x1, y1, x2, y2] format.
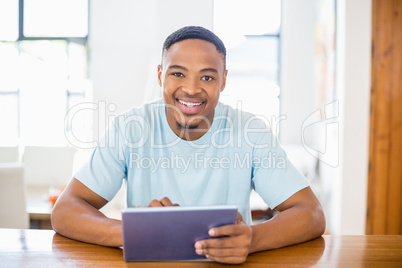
[194, 212, 252, 264]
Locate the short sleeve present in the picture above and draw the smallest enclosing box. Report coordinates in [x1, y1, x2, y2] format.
[74, 119, 126, 201]
[251, 133, 309, 209]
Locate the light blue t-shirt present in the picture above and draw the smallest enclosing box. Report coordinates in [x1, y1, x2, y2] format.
[75, 98, 309, 224]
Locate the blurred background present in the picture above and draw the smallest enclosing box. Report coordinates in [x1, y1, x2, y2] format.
[0, 0, 376, 236]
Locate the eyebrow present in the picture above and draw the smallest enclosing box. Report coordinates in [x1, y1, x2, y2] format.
[168, 65, 188, 71]
[167, 65, 219, 74]
[200, 68, 218, 74]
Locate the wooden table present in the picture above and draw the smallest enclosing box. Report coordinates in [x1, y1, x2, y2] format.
[0, 229, 401, 267]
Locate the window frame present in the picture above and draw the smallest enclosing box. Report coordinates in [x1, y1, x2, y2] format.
[17, 0, 88, 45]
[0, 0, 89, 145]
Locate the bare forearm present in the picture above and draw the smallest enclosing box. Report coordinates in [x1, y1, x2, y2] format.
[51, 198, 122, 247]
[250, 202, 325, 253]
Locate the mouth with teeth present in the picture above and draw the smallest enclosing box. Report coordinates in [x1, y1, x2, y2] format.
[176, 98, 205, 114]
[178, 99, 203, 107]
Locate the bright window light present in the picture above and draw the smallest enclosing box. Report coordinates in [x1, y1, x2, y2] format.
[0, 0, 19, 41]
[0, 43, 19, 91]
[0, 94, 19, 146]
[214, 0, 281, 47]
[24, 0, 88, 37]
[0, 0, 89, 146]
[214, 0, 281, 125]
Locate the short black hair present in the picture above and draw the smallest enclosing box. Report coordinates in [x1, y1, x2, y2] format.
[162, 26, 226, 69]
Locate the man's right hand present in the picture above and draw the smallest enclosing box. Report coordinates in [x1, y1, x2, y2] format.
[147, 196, 180, 207]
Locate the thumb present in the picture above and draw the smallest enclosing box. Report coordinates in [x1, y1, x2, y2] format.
[236, 212, 244, 224]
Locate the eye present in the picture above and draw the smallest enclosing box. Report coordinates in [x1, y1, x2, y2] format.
[202, 75, 214, 82]
[172, 72, 184, 78]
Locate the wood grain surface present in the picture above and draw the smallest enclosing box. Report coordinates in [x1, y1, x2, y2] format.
[367, 0, 402, 235]
[1, 229, 401, 267]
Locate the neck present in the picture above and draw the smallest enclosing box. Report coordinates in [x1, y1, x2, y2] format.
[175, 125, 210, 141]
[166, 109, 214, 141]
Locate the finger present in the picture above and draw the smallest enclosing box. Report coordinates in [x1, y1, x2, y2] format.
[199, 246, 247, 258]
[196, 233, 251, 253]
[195, 237, 233, 250]
[195, 243, 249, 264]
[236, 212, 244, 224]
[209, 223, 250, 237]
[159, 196, 175, 206]
[147, 199, 163, 207]
[196, 237, 244, 250]
[206, 254, 248, 264]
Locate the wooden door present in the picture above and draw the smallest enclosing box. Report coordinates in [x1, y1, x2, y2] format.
[367, 0, 402, 234]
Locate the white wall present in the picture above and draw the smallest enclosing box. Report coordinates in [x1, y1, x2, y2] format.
[280, 0, 371, 234]
[280, 0, 333, 231]
[280, 0, 316, 145]
[335, 0, 371, 234]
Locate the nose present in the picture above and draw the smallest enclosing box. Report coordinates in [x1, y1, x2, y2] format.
[181, 78, 202, 96]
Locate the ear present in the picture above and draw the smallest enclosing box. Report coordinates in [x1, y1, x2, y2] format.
[220, 70, 228, 92]
[157, 65, 163, 87]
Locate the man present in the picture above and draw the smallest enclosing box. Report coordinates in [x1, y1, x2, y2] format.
[52, 26, 325, 264]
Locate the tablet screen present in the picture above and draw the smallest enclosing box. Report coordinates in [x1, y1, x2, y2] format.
[122, 206, 238, 261]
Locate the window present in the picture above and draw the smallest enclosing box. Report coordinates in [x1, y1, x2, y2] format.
[214, 0, 281, 129]
[23, 0, 88, 38]
[0, 0, 89, 146]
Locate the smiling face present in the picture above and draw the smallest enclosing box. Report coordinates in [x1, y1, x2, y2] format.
[158, 39, 228, 140]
